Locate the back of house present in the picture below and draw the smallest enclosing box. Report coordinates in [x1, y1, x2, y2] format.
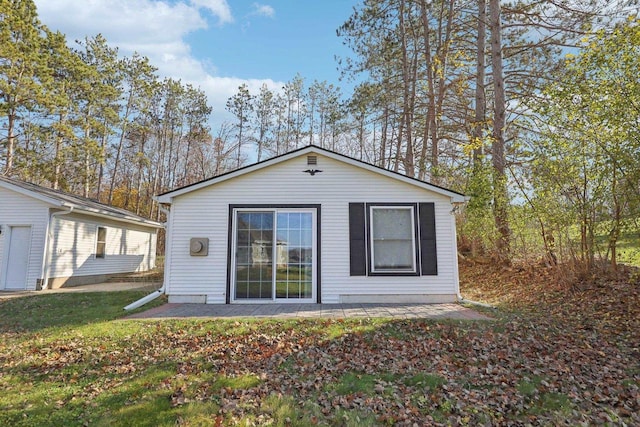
[157, 145, 466, 304]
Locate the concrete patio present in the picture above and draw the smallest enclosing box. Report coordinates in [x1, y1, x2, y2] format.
[126, 302, 493, 320]
[0, 282, 493, 320]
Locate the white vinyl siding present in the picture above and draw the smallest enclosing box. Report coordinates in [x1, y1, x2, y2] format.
[165, 153, 459, 303]
[48, 213, 157, 279]
[0, 187, 49, 291]
[0, 182, 159, 291]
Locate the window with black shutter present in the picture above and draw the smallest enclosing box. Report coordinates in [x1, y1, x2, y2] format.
[348, 202, 437, 276]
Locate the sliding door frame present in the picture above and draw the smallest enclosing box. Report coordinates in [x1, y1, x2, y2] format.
[226, 204, 321, 304]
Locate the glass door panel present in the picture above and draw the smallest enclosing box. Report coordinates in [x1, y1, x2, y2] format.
[275, 212, 313, 299]
[233, 209, 314, 302]
[234, 211, 274, 299]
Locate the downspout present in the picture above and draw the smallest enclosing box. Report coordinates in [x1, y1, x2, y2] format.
[124, 204, 170, 311]
[40, 206, 74, 290]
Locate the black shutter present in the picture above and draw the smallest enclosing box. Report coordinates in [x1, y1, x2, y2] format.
[349, 203, 367, 276]
[419, 202, 438, 275]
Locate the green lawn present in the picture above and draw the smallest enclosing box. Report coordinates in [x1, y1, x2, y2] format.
[592, 227, 640, 267]
[0, 288, 638, 426]
[613, 231, 640, 266]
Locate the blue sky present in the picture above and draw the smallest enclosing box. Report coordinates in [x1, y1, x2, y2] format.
[33, 0, 360, 127]
[186, 1, 356, 83]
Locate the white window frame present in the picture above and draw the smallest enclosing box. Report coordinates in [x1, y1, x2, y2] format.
[369, 205, 417, 274]
[95, 226, 106, 259]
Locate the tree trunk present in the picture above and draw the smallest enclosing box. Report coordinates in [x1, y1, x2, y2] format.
[53, 112, 68, 190]
[380, 106, 388, 168]
[609, 162, 621, 272]
[398, 0, 415, 177]
[474, 0, 487, 166]
[96, 118, 108, 202]
[419, 0, 434, 181]
[489, 0, 511, 262]
[5, 112, 16, 174]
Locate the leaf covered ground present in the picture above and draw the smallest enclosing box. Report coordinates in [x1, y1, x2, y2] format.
[0, 264, 638, 426]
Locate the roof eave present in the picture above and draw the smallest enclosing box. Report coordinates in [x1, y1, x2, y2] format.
[66, 205, 164, 228]
[0, 179, 64, 207]
[156, 145, 468, 203]
[1, 177, 163, 227]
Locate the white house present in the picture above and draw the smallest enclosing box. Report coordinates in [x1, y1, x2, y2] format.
[0, 177, 162, 291]
[156, 145, 468, 305]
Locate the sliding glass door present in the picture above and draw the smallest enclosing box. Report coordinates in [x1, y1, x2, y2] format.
[233, 208, 315, 302]
[234, 212, 274, 299]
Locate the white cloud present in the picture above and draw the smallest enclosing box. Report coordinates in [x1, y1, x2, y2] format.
[251, 3, 275, 18]
[202, 77, 281, 106]
[33, 0, 283, 127]
[189, 0, 233, 25]
[36, 0, 209, 46]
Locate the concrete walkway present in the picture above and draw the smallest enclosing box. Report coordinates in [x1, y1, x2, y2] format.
[126, 302, 492, 320]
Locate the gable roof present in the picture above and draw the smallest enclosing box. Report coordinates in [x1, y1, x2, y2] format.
[156, 145, 468, 204]
[0, 176, 163, 228]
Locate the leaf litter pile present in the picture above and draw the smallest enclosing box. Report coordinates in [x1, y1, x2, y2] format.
[0, 262, 638, 426]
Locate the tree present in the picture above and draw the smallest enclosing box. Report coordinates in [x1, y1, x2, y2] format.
[338, 0, 479, 181]
[39, 29, 78, 191]
[107, 53, 157, 204]
[0, 0, 48, 174]
[180, 84, 212, 185]
[488, 0, 511, 262]
[226, 83, 253, 168]
[252, 83, 274, 161]
[282, 74, 306, 150]
[75, 34, 121, 199]
[531, 18, 640, 271]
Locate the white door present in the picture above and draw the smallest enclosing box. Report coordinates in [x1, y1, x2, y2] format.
[4, 226, 31, 290]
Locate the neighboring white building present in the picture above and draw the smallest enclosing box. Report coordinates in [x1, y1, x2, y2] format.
[156, 145, 468, 305]
[0, 177, 162, 291]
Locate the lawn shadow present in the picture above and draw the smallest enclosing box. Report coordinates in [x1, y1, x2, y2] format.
[0, 291, 166, 333]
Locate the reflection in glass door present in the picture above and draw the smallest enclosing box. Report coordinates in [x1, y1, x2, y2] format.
[275, 212, 313, 299]
[234, 212, 274, 299]
[233, 209, 314, 302]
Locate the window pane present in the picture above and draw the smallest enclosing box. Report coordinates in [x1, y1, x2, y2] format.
[288, 230, 301, 247]
[372, 209, 413, 239]
[371, 207, 415, 272]
[276, 213, 288, 230]
[373, 240, 413, 269]
[237, 214, 251, 230]
[274, 211, 314, 299]
[96, 242, 106, 258]
[235, 211, 273, 299]
[300, 213, 312, 230]
[289, 212, 301, 228]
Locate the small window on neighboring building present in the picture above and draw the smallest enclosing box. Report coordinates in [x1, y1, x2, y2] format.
[96, 227, 106, 258]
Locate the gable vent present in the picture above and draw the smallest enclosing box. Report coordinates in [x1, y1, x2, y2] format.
[307, 155, 317, 165]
